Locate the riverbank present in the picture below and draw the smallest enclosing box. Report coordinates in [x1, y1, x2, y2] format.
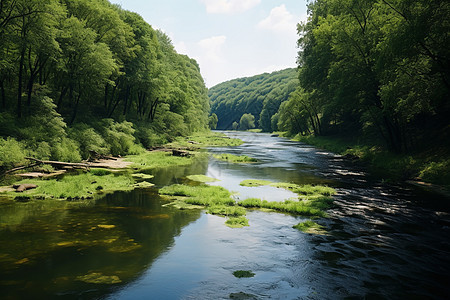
[289, 134, 450, 191]
[0, 132, 242, 202]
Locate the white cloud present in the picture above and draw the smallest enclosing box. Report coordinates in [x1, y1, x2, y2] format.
[257, 4, 298, 35]
[198, 35, 227, 63]
[200, 0, 261, 14]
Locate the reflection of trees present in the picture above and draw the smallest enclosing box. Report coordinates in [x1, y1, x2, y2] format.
[150, 156, 209, 187]
[0, 187, 202, 299]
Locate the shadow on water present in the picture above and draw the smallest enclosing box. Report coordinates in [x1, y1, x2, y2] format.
[1, 131, 449, 299]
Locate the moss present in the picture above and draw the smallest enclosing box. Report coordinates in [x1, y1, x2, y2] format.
[186, 174, 219, 183]
[293, 220, 327, 235]
[213, 153, 258, 163]
[226, 216, 249, 228]
[239, 179, 273, 187]
[238, 198, 329, 217]
[233, 270, 255, 278]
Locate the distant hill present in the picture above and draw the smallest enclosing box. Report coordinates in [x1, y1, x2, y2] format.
[209, 68, 298, 131]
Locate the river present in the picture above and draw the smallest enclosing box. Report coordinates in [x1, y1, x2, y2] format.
[0, 131, 449, 299]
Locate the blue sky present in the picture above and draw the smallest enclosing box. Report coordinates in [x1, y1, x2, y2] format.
[109, 0, 308, 87]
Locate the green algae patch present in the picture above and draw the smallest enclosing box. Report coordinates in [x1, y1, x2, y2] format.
[131, 173, 154, 179]
[293, 220, 328, 235]
[186, 174, 219, 183]
[226, 216, 249, 228]
[4, 173, 135, 200]
[76, 272, 121, 284]
[271, 182, 335, 196]
[213, 153, 258, 163]
[133, 181, 155, 188]
[240, 179, 273, 187]
[90, 168, 112, 176]
[233, 270, 255, 278]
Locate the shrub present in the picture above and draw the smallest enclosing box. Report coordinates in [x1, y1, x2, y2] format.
[0, 137, 27, 170]
[101, 119, 137, 156]
[68, 123, 108, 159]
[51, 137, 82, 162]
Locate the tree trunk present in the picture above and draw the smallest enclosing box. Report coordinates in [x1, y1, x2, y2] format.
[17, 46, 26, 118]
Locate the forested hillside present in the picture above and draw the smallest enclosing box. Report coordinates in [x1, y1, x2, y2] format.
[0, 0, 209, 170]
[209, 68, 298, 131]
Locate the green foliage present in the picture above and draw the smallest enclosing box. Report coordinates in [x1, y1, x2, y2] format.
[419, 160, 450, 186]
[213, 154, 257, 163]
[208, 113, 218, 130]
[101, 119, 137, 156]
[238, 198, 328, 217]
[68, 124, 108, 159]
[51, 137, 82, 162]
[239, 113, 256, 131]
[0, 137, 27, 170]
[209, 68, 298, 131]
[169, 132, 243, 148]
[292, 0, 450, 153]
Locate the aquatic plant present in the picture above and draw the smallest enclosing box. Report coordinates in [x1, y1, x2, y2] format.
[293, 220, 327, 235]
[232, 270, 255, 278]
[238, 199, 327, 217]
[186, 174, 219, 183]
[207, 205, 246, 217]
[131, 173, 154, 179]
[239, 179, 272, 187]
[225, 216, 249, 228]
[159, 184, 235, 207]
[213, 153, 258, 163]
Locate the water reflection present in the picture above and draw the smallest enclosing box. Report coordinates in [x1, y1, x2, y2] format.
[0, 189, 201, 299]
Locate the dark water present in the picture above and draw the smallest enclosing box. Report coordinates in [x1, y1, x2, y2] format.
[1, 131, 449, 299]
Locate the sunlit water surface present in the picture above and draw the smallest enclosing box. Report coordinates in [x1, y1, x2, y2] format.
[1, 131, 449, 299]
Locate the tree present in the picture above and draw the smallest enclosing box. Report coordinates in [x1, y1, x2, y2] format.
[208, 113, 218, 130]
[239, 113, 255, 131]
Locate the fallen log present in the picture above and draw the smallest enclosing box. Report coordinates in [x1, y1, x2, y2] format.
[3, 163, 40, 175]
[25, 157, 90, 169]
[13, 183, 38, 192]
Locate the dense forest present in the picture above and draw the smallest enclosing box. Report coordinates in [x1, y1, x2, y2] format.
[288, 0, 449, 153]
[209, 68, 298, 131]
[0, 0, 209, 171]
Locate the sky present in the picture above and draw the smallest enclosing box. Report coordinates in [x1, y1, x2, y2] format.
[109, 0, 309, 87]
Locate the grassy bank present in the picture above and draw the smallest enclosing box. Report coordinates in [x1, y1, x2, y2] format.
[0, 132, 242, 201]
[292, 134, 450, 189]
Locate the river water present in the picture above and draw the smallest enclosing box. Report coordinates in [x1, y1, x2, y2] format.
[0, 131, 449, 299]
